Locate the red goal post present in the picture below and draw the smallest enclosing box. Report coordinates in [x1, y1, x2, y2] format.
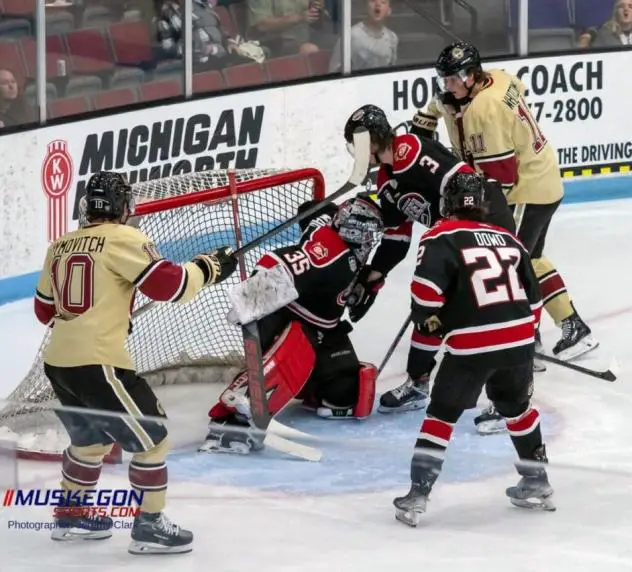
[0, 167, 325, 462]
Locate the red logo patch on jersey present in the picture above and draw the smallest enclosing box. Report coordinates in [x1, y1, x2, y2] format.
[42, 140, 73, 242]
[307, 242, 328, 260]
[395, 142, 413, 162]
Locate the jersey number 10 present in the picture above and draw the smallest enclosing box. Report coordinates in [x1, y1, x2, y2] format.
[462, 246, 527, 307]
[50, 254, 95, 316]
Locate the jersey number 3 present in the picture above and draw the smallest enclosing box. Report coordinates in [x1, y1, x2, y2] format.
[50, 254, 95, 315]
[462, 246, 526, 307]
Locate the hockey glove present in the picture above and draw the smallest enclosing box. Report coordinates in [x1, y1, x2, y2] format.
[348, 266, 385, 323]
[437, 91, 464, 113]
[193, 246, 238, 286]
[411, 311, 444, 337]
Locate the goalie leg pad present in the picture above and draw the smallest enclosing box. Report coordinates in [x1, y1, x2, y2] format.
[209, 321, 316, 420]
[353, 362, 377, 419]
[209, 370, 249, 418]
[263, 321, 316, 415]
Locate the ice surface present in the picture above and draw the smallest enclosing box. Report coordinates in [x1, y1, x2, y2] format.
[0, 199, 631, 571]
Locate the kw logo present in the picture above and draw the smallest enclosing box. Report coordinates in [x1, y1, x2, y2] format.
[42, 140, 74, 242]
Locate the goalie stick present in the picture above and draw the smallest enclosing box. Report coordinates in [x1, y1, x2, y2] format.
[535, 352, 619, 382]
[132, 127, 371, 320]
[228, 171, 322, 462]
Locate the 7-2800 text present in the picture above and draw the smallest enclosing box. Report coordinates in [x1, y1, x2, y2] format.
[528, 97, 603, 123]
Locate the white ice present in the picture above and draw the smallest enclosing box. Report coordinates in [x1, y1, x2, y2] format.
[0, 197, 631, 571]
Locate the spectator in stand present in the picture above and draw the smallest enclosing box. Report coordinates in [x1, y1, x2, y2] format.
[247, 0, 329, 56]
[578, 0, 632, 49]
[155, 0, 253, 70]
[328, 0, 397, 72]
[0, 69, 35, 129]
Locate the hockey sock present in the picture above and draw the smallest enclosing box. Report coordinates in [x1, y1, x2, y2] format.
[504, 406, 543, 461]
[129, 437, 169, 514]
[410, 416, 454, 486]
[60, 444, 112, 492]
[532, 257, 574, 324]
[407, 328, 440, 380]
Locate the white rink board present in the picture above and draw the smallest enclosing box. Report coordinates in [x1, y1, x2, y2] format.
[0, 50, 630, 280]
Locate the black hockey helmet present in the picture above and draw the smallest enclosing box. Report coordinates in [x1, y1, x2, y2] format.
[436, 41, 481, 78]
[333, 193, 384, 260]
[435, 42, 482, 94]
[344, 104, 392, 152]
[441, 172, 486, 218]
[84, 171, 134, 222]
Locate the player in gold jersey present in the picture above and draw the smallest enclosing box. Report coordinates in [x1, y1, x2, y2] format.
[411, 42, 598, 434]
[34, 171, 237, 554]
[412, 42, 598, 359]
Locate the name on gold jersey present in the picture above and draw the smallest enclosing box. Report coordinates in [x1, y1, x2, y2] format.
[53, 236, 106, 257]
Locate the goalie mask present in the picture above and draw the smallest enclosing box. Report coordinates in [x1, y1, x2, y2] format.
[85, 171, 134, 223]
[440, 172, 486, 217]
[333, 194, 384, 261]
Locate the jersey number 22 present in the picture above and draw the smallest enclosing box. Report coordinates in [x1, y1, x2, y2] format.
[462, 246, 527, 307]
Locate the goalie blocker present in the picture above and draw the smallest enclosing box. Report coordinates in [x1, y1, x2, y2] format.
[200, 195, 384, 455]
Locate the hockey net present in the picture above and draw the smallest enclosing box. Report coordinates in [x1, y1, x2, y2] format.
[0, 167, 324, 460]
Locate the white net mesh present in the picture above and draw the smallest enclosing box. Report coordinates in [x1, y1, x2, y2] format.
[0, 167, 324, 456]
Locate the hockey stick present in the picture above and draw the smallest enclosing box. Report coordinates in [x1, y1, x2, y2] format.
[132, 128, 371, 320]
[228, 171, 322, 461]
[535, 352, 619, 382]
[229, 170, 269, 428]
[377, 313, 412, 377]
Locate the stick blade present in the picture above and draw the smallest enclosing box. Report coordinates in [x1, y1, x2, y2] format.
[348, 128, 371, 186]
[602, 357, 619, 382]
[264, 420, 322, 462]
[263, 432, 322, 462]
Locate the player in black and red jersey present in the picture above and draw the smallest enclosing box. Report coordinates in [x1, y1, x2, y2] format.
[200, 195, 384, 455]
[343, 104, 516, 427]
[392, 168, 554, 527]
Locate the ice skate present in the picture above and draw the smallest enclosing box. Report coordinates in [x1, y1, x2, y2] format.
[534, 328, 546, 373]
[552, 312, 599, 361]
[51, 508, 113, 541]
[378, 375, 429, 414]
[506, 445, 555, 511]
[128, 512, 193, 555]
[198, 416, 264, 454]
[393, 482, 430, 527]
[474, 403, 506, 435]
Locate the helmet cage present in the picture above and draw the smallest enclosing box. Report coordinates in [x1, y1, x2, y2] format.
[334, 198, 384, 261]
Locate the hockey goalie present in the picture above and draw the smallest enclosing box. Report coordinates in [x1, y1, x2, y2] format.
[200, 195, 384, 455]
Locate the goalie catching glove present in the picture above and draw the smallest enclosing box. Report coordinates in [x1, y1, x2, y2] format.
[348, 265, 385, 322]
[193, 246, 238, 286]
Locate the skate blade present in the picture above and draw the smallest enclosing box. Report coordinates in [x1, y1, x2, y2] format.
[395, 507, 422, 527]
[315, 412, 356, 420]
[533, 362, 547, 373]
[554, 337, 600, 362]
[509, 495, 556, 512]
[197, 441, 251, 455]
[475, 420, 507, 435]
[51, 528, 113, 541]
[377, 400, 428, 414]
[128, 540, 193, 555]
